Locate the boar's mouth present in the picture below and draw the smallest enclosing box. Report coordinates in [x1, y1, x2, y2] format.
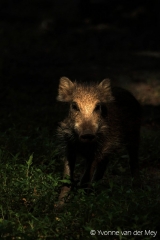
[79, 132, 96, 143]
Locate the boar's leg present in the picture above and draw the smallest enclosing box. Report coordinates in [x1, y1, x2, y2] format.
[127, 128, 141, 185]
[80, 160, 93, 188]
[128, 143, 139, 178]
[58, 152, 76, 204]
[80, 156, 109, 188]
[91, 157, 109, 182]
[80, 155, 98, 188]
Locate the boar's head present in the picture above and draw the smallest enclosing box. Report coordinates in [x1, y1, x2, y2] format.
[57, 77, 115, 143]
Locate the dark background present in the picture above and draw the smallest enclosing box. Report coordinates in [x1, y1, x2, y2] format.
[0, 0, 160, 150]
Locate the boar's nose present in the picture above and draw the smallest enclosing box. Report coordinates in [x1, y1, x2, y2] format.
[80, 133, 95, 142]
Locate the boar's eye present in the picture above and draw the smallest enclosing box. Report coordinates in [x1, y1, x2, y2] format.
[71, 102, 79, 111]
[101, 104, 108, 117]
[94, 103, 101, 112]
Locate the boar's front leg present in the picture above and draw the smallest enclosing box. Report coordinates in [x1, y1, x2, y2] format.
[92, 157, 109, 182]
[126, 123, 141, 186]
[58, 151, 76, 205]
[80, 159, 93, 188]
[80, 156, 109, 189]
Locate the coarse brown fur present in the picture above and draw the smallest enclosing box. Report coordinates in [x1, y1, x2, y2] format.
[56, 77, 141, 205]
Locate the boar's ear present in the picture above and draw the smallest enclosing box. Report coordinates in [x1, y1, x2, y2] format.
[98, 78, 111, 89]
[98, 79, 114, 101]
[57, 77, 75, 102]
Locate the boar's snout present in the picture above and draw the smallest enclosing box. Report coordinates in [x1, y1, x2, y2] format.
[79, 131, 96, 143]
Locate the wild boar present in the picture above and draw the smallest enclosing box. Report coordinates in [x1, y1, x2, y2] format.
[56, 77, 141, 203]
